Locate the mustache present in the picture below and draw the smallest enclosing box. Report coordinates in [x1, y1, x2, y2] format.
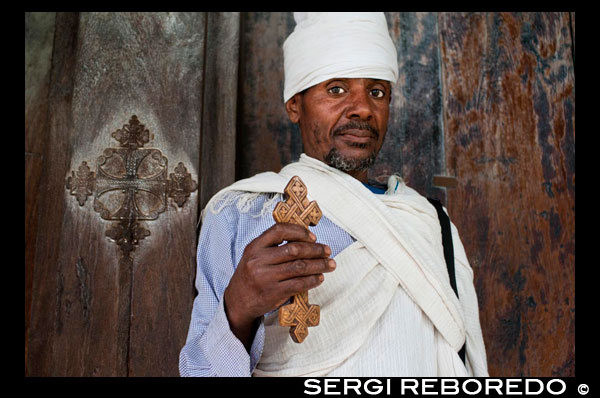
[332, 121, 379, 139]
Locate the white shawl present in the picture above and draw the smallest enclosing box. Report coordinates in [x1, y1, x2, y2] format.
[204, 154, 488, 377]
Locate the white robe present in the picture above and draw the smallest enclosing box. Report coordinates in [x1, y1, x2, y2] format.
[205, 154, 488, 377]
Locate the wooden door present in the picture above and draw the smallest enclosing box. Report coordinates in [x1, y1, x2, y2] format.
[25, 12, 215, 376]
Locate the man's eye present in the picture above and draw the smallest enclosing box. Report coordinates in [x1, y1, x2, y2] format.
[328, 86, 346, 95]
[370, 89, 385, 98]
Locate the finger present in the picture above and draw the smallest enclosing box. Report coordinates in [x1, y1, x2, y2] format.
[268, 241, 331, 264]
[253, 223, 317, 248]
[278, 274, 325, 297]
[276, 258, 337, 281]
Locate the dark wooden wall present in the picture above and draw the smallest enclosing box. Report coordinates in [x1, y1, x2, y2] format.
[439, 13, 575, 376]
[25, 12, 575, 376]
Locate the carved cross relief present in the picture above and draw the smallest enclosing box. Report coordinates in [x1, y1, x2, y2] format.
[66, 115, 197, 259]
[273, 176, 323, 343]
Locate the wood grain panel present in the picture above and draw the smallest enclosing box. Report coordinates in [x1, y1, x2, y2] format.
[439, 12, 575, 376]
[236, 12, 297, 179]
[200, 12, 240, 209]
[26, 12, 203, 376]
[25, 12, 56, 369]
[26, 12, 82, 376]
[108, 12, 203, 376]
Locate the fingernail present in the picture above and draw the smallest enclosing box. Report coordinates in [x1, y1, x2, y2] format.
[324, 245, 331, 256]
[309, 232, 317, 241]
[328, 259, 336, 270]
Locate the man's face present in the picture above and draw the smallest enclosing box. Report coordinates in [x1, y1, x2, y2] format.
[286, 77, 391, 179]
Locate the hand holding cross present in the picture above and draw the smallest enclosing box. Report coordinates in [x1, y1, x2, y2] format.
[273, 176, 323, 343]
[223, 176, 333, 351]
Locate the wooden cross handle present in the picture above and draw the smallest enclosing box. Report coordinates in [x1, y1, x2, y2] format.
[273, 176, 323, 343]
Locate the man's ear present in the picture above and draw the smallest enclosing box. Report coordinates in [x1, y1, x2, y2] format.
[285, 94, 302, 124]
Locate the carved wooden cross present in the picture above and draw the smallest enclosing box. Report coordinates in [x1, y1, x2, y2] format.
[66, 115, 197, 260]
[273, 176, 323, 343]
[94, 148, 168, 221]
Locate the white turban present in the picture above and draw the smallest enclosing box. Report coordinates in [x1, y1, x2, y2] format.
[283, 12, 399, 103]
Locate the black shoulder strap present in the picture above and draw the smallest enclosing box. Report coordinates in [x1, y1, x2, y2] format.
[427, 197, 466, 365]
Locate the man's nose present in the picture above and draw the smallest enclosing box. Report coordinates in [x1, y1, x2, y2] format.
[345, 89, 373, 121]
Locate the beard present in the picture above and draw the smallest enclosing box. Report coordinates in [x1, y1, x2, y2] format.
[323, 120, 380, 172]
[324, 146, 377, 172]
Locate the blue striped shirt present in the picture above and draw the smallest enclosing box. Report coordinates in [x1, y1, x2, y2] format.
[179, 185, 383, 377]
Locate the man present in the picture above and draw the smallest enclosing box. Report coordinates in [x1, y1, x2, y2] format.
[179, 12, 488, 377]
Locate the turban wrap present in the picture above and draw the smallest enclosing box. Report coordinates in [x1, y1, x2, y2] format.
[283, 12, 399, 103]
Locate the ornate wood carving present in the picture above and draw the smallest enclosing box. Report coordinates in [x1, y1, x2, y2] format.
[273, 176, 322, 343]
[66, 161, 95, 206]
[66, 115, 198, 259]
